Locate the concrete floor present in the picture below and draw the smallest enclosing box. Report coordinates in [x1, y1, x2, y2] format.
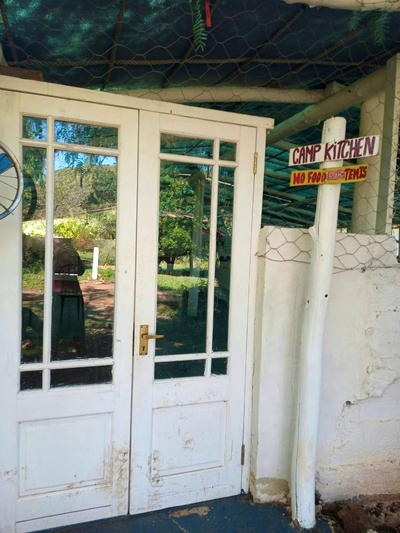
[38, 495, 332, 533]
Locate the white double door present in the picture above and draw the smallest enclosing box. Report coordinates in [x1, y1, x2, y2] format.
[0, 90, 259, 532]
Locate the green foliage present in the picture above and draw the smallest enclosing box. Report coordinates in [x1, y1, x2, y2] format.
[189, 0, 207, 51]
[157, 273, 208, 291]
[349, 9, 362, 31]
[22, 147, 117, 225]
[80, 267, 115, 283]
[22, 269, 45, 290]
[23, 236, 45, 271]
[54, 218, 93, 239]
[22, 265, 116, 289]
[348, 2, 395, 45]
[22, 128, 214, 267]
[22, 147, 46, 222]
[372, 10, 390, 46]
[159, 216, 193, 256]
[94, 211, 117, 239]
[97, 238, 116, 266]
[157, 303, 180, 318]
[52, 157, 117, 220]
[158, 170, 195, 257]
[54, 122, 117, 149]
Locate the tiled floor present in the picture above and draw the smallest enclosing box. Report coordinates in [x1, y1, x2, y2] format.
[38, 495, 331, 533]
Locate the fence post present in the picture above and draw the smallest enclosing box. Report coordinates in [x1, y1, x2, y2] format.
[291, 116, 346, 528]
[376, 53, 400, 235]
[92, 246, 99, 280]
[351, 92, 384, 233]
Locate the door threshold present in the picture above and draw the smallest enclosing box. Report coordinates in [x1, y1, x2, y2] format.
[36, 494, 330, 533]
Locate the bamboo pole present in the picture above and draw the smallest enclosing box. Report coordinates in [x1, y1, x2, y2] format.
[267, 68, 385, 146]
[115, 86, 325, 104]
[283, 0, 400, 10]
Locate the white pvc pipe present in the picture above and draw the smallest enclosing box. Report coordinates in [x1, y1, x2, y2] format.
[283, 0, 400, 10]
[92, 247, 99, 280]
[291, 116, 346, 528]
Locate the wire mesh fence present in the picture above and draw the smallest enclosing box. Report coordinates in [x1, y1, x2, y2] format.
[258, 225, 398, 274]
[0, 0, 399, 240]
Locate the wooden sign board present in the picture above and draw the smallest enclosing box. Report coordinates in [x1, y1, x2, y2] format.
[290, 164, 368, 187]
[288, 135, 379, 167]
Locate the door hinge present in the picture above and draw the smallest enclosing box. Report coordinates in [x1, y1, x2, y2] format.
[253, 152, 258, 174]
[241, 444, 245, 466]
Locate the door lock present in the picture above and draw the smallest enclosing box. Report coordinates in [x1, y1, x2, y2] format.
[139, 325, 164, 355]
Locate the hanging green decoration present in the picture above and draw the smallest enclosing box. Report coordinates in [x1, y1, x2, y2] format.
[189, 0, 208, 52]
[348, 1, 395, 46]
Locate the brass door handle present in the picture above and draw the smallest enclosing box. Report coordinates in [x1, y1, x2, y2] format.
[139, 325, 164, 355]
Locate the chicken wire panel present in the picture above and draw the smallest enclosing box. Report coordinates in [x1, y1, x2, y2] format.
[1, 1, 399, 90]
[0, 0, 399, 231]
[260, 226, 398, 272]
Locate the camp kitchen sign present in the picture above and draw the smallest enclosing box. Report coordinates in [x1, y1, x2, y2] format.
[288, 135, 379, 167]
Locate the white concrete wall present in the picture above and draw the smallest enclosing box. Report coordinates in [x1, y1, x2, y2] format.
[251, 226, 400, 503]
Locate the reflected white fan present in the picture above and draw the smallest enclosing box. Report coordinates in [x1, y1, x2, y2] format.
[0, 140, 24, 220]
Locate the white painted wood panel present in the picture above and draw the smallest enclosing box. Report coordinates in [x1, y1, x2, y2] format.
[130, 111, 257, 514]
[15, 507, 113, 533]
[0, 89, 22, 533]
[0, 78, 270, 531]
[241, 126, 267, 490]
[0, 75, 274, 130]
[0, 92, 138, 532]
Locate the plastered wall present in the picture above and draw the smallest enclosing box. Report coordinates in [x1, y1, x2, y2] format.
[250, 226, 400, 503]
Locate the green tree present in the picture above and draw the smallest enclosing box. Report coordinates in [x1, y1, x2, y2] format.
[158, 166, 211, 259]
[158, 170, 195, 256]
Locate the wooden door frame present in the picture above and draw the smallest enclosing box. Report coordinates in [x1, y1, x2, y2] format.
[241, 126, 267, 492]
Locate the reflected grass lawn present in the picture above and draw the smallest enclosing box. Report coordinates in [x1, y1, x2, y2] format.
[22, 266, 116, 288]
[23, 267, 211, 291]
[157, 274, 208, 292]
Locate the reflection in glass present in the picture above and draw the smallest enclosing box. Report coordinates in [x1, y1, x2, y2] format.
[211, 357, 228, 375]
[155, 360, 206, 380]
[160, 134, 213, 158]
[156, 162, 211, 356]
[20, 371, 42, 391]
[54, 121, 118, 149]
[51, 151, 117, 362]
[213, 167, 234, 352]
[219, 142, 236, 161]
[21, 147, 46, 364]
[22, 117, 47, 141]
[51, 366, 112, 388]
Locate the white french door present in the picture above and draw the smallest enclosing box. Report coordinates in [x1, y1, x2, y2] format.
[130, 111, 257, 513]
[0, 84, 261, 533]
[0, 90, 138, 532]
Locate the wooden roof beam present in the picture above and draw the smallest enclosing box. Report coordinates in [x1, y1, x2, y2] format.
[115, 86, 325, 104]
[266, 67, 387, 146]
[283, 0, 400, 10]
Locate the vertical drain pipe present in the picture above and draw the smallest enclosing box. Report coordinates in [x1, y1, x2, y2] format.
[291, 116, 346, 528]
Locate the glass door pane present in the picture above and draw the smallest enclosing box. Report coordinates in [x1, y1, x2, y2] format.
[51, 150, 117, 365]
[156, 161, 212, 357]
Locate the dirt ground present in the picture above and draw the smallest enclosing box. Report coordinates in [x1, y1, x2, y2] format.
[316, 498, 400, 533]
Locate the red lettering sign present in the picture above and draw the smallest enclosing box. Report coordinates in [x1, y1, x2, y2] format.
[290, 164, 368, 187]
